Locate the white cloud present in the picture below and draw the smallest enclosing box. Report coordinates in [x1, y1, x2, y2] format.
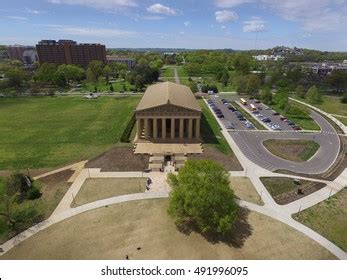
[142, 15, 164, 20]
[184, 21, 190, 26]
[215, 10, 238, 23]
[56, 26, 137, 38]
[48, 0, 137, 9]
[221, 25, 227, 29]
[146, 3, 177, 16]
[25, 7, 45, 14]
[215, 0, 254, 8]
[6, 16, 28, 20]
[214, 0, 347, 31]
[243, 17, 266, 32]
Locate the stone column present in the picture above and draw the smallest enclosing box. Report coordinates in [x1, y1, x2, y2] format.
[137, 118, 141, 140]
[188, 118, 193, 139]
[179, 118, 184, 139]
[153, 118, 157, 139]
[171, 118, 175, 139]
[162, 118, 166, 139]
[144, 118, 149, 139]
[196, 118, 200, 139]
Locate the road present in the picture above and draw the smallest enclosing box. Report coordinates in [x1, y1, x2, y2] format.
[210, 95, 340, 174]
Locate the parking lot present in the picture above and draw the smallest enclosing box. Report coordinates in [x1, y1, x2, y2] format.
[208, 96, 256, 131]
[237, 97, 302, 131]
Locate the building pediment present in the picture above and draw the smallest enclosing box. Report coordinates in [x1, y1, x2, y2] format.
[137, 103, 200, 114]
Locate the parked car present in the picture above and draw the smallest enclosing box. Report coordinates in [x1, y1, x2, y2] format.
[287, 121, 295, 126]
[280, 116, 288, 121]
[217, 113, 224, 118]
[255, 100, 261, 103]
[272, 112, 280, 116]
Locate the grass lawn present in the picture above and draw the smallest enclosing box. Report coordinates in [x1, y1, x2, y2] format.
[0, 169, 73, 243]
[293, 188, 347, 251]
[231, 102, 266, 130]
[263, 139, 320, 162]
[72, 178, 147, 207]
[271, 102, 320, 131]
[0, 96, 140, 170]
[1, 199, 335, 260]
[335, 116, 347, 126]
[260, 177, 326, 205]
[198, 99, 232, 155]
[297, 96, 347, 117]
[229, 177, 263, 205]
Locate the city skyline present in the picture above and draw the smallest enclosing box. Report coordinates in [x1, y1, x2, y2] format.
[1, 0, 347, 51]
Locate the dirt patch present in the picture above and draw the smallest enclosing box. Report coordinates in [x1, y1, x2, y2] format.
[188, 146, 243, 171]
[86, 146, 149, 172]
[38, 169, 74, 186]
[260, 177, 326, 205]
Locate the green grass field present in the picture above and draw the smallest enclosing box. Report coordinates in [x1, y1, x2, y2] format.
[198, 99, 232, 155]
[271, 102, 320, 131]
[294, 188, 347, 251]
[0, 96, 140, 170]
[298, 96, 347, 117]
[335, 116, 347, 125]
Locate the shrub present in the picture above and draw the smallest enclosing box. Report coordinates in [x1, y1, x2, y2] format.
[27, 186, 42, 200]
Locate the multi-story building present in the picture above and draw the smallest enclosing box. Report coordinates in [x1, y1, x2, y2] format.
[106, 55, 137, 69]
[36, 39, 106, 67]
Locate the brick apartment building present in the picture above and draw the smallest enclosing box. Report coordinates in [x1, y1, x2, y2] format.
[36, 40, 106, 67]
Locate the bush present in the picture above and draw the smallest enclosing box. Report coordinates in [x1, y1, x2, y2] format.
[341, 93, 347, 104]
[120, 114, 136, 143]
[27, 186, 42, 200]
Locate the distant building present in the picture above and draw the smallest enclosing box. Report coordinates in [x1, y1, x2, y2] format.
[303, 62, 347, 76]
[253, 54, 284, 61]
[36, 39, 106, 67]
[106, 56, 136, 69]
[23, 49, 39, 65]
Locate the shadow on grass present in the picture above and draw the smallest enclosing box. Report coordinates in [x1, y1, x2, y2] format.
[177, 208, 252, 248]
[200, 113, 219, 145]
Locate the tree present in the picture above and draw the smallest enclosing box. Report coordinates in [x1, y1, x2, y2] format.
[295, 85, 306, 99]
[233, 75, 248, 95]
[246, 74, 261, 96]
[110, 84, 114, 92]
[189, 81, 199, 93]
[103, 65, 112, 84]
[35, 63, 57, 84]
[87, 60, 104, 83]
[260, 88, 273, 104]
[5, 68, 28, 88]
[325, 71, 347, 91]
[233, 54, 251, 75]
[274, 89, 289, 109]
[306, 85, 322, 104]
[167, 160, 240, 236]
[220, 72, 229, 87]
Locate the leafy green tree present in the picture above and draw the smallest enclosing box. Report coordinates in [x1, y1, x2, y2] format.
[246, 74, 261, 96]
[325, 71, 347, 91]
[260, 88, 273, 104]
[295, 85, 306, 99]
[189, 81, 199, 93]
[87, 60, 103, 83]
[167, 160, 240, 236]
[103, 65, 112, 84]
[233, 75, 248, 95]
[110, 84, 114, 92]
[233, 54, 251, 75]
[220, 72, 229, 87]
[5, 68, 28, 88]
[56, 64, 85, 86]
[274, 89, 289, 109]
[35, 63, 57, 84]
[306, 85, 322, 104]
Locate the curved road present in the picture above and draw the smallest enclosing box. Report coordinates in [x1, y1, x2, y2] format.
[229, 110, 340, 174]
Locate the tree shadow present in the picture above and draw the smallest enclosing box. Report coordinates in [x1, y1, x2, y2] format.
[177, 208, 253, 248]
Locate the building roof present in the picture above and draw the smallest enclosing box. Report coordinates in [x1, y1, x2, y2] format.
[136, 82, 201, 112]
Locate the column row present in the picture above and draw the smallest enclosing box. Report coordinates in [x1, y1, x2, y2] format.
[137, 117, 200, 140]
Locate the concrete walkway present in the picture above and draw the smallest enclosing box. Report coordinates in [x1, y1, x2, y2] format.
[173, 67, 180, 84]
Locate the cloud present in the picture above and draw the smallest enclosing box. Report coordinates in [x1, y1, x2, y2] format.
[6, 16, 28, 20]
[214, 0, 347, 31]
[221, 25, 227, 29]
[147, 3, 177, 15]
[184, 21, 190, 27]
[243, 17, 266, 32]
[25, 7, 45, 14]
[55, 26, 137, 38]
[215, 0, 254, 8]
[142, 15, 164, 20]
[215, 10, 238, 23]
[47, 0, 137, 10]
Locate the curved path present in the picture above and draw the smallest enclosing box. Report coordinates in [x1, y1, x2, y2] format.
[229, 109, 340, 174]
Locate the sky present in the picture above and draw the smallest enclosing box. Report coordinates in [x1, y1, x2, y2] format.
[1, 0, 347, 51]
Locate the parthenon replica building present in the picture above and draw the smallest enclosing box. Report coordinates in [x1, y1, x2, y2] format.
[135, 82, 201, 143]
